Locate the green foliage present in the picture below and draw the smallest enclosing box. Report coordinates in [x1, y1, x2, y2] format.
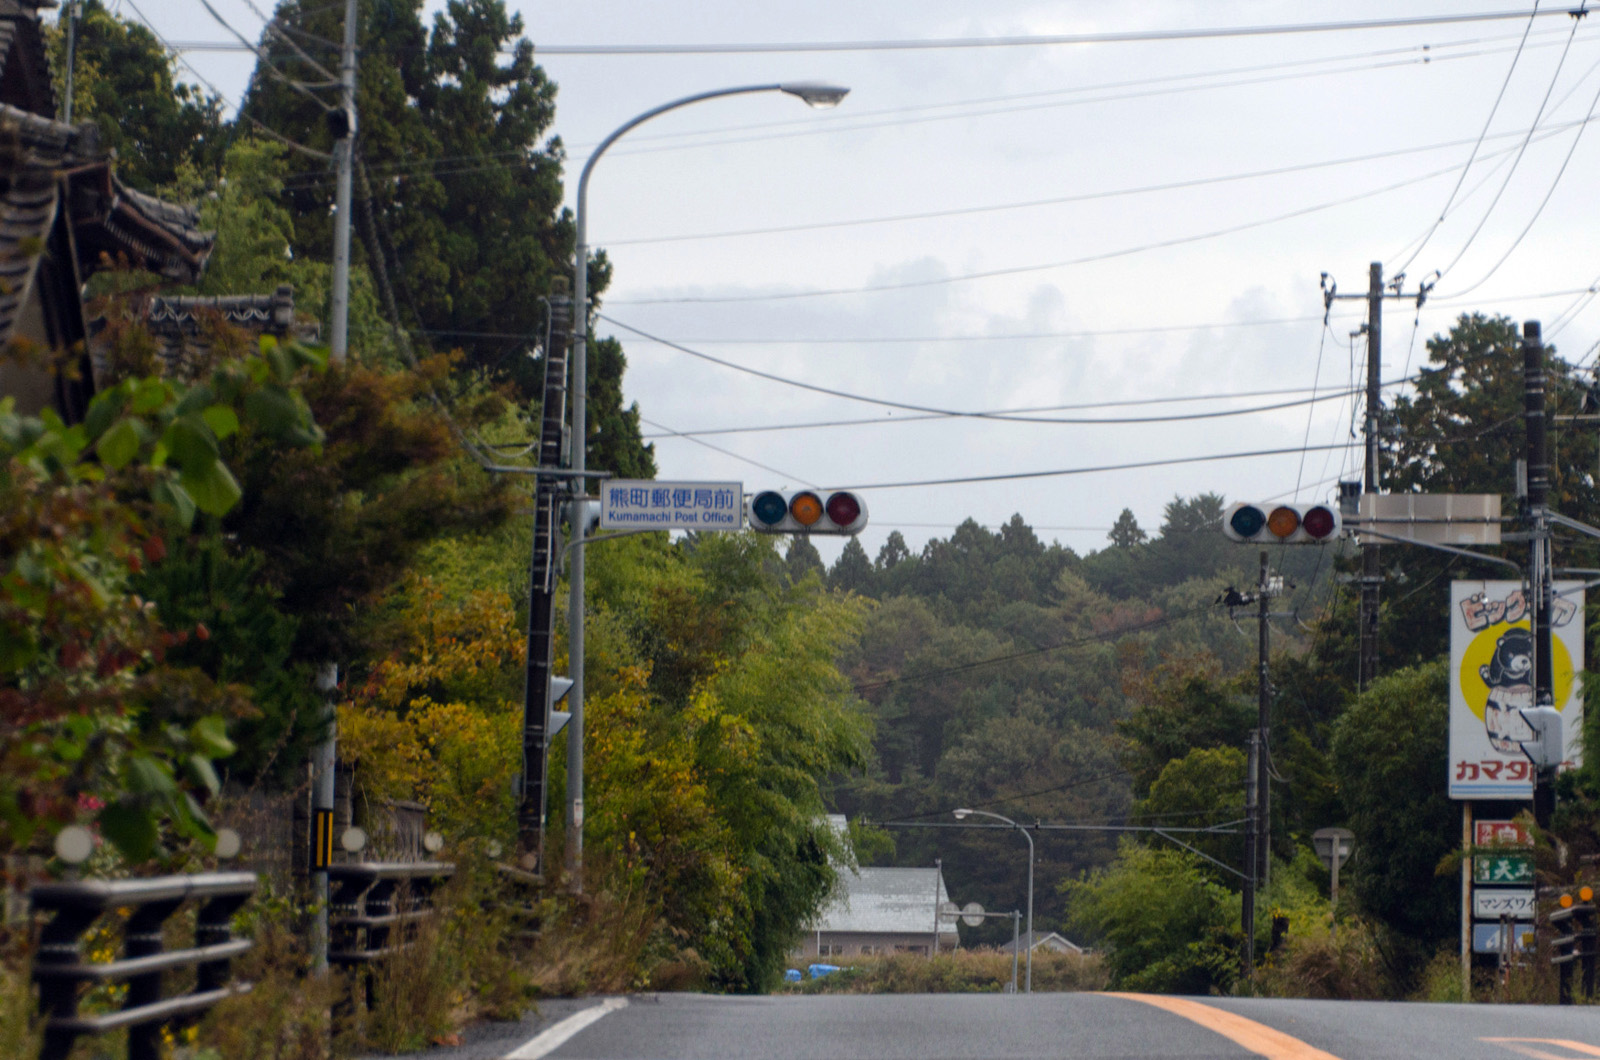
[1063, 841, 1239, 993]
[0, 338, 325, 861]
[1118, 654, 1254, 797]
[1107, 508, 1147, 548]
[47, 1, 224, 189]
[1137, 745, 1246, 866]
[1329, 660, 1458, 980]
[788, 949, 1105, 994]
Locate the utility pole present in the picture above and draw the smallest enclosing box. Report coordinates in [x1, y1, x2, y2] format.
[1257, 551, 1271, 890]
[1524, 320, 1558, 828]
[516, 291, 572, 874]
[328, 0, 358, 359]
[1360, 263, 1383, 691]
[1242, 730, 1260, 973]
[1325, 263, 1436, 690]
[311, 0, 357, 975]
[62, 2, 77, 123]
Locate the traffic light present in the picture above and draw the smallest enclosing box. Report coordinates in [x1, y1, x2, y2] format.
[1223, 502, 1341, 544]
[747, 489, 868, 535]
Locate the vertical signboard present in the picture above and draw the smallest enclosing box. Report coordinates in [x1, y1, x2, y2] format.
[1449, 581, 1584, 799]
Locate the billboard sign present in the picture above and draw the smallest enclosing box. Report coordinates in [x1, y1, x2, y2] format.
[1473, 889, 1536, 919]
[1474, 820, 1532, 849]
[1449, 581, 1584, 799]
[1472, 921, 1534, 954]
[1474, 855, 1534, 885]
[598, 481, 743, 531]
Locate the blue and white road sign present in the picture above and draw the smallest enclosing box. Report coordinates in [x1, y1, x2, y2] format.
[599, 480, 743, 531]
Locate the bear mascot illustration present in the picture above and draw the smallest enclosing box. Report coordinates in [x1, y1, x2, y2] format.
[1479, 628, 1535, 754]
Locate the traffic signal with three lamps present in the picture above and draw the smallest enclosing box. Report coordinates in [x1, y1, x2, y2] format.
[747, 490, 868, 535]
[1223, 502, 1341, 544]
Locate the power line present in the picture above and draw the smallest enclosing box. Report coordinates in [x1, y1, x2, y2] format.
[1392, 2, 1542, 276]
[524, 10, 1577, 55]
[639, 415, 818, 487]
[637, 382, 1411, 441]
[597, 119, 1594, 248]
[195, 0, 340, 109]
[604, 143, 1544, 306]
[1431, 9, 1586, 287]
[601, 313, 1400, 427]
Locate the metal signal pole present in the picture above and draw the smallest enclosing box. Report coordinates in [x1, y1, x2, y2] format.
[1359, 263, 1383, 690]
[1523, 320, 1558, 828]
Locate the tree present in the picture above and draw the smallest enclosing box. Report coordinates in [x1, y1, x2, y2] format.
[828, 536, 874, 595]
[875, 530, 909, 570]
[1108, 508, 1147, 548]
[47, 0, 224, 190]
[1330, 660, 1457, 982]
[784, 535, 824, 585]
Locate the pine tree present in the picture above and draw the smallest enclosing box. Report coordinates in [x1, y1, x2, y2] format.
[1108, 508, 1147, 548]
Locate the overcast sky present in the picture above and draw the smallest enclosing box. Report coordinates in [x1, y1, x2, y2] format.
[143, 0, 1600, 563]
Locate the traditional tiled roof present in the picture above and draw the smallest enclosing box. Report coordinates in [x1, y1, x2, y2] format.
[0, 102, 216, 347]
[814, 866, 955, 936]
[143, 285, 319, 378]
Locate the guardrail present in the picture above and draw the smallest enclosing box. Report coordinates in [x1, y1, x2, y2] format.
[1551, 900, 1596, 1004]
[30, 871, 257, 1060]
[327, 861, 453, 967]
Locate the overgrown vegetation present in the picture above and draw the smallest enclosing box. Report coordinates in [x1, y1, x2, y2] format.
[785, 949, 1105, 995]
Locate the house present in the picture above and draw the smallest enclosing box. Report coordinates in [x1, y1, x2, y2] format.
[805, 865, 959, 957]
[0, 0, 214, 420]
[998, 930, 1087, 956]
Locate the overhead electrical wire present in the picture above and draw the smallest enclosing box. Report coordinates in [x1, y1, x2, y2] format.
[1442, 45, 1600, 297]
[516, 10, 1579, 55]
[607, 134, 1575, 306]
[598, 313, 1402, 427]
[195, 0, 340, 109]
[120, 0, 333, 160]
[639, 415, 819, 487]
[271, 30, 1592, 194]
[636, 382, 1405, 441]
[1430, 9, 1585, 288]
[1392, 2, 1542, 276]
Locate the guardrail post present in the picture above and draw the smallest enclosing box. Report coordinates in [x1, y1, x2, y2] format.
[35, 900, 99, 1060]
[125, 897, 183, 1060]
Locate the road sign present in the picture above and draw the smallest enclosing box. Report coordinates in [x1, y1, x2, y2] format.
[1474, 855, 1535, 885]
[1474, 820, 1533, 848]
[961, 901, 986, 928]
[1357, 493, 1501, 545]
[1473, 920, 1534, 954]
[598, 480, 742, 531]
[1474, 889, 1536, 919]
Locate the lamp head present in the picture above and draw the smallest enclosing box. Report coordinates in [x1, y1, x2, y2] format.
[953, 808, 971, 820]
[779, 81, 850, 109]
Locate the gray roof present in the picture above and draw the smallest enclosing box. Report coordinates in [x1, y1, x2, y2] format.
[815, 867, 954, 935]
[998, 930, 1084, 955]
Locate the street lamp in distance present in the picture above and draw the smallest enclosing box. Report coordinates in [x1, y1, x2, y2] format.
[953, 808, 1035, 993]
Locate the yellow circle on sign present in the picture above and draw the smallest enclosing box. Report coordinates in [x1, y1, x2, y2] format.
[1459, 620, 1575, 720]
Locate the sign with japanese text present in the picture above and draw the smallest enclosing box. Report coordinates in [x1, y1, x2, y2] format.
[1474, 855, 1534, 885]
[1473, 889, 1536, 919]
[598, 480, 742, 531]
[1449, 581, 1584, 799]
[1474, 820, 1532, 848]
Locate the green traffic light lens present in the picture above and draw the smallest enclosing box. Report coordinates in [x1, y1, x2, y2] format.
[1230, 506, 1265, 538]
[751, 491, 788, 526]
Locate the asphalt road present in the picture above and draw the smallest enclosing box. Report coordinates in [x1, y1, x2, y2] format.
[397, 991, 1600, 1060]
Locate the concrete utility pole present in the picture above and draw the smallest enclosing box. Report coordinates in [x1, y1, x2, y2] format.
[1256, 551, 1271, 890]
[1242, 730, 1260, 972]
[311, 0, 358, 976]
[328, 0, 358, 359]
[62, 2, 77, 123]
[1360, 263, 1383, 690]
[1524, 320, 1558, 828]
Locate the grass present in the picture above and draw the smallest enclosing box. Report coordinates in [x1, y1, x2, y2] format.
[784, 949, 1106, 994]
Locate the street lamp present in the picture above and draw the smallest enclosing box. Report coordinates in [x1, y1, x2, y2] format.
[564, 81, 850, 884]
[954, 808, 1035, 993]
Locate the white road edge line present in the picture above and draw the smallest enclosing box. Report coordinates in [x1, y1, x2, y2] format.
[503, 997, 630, 1060]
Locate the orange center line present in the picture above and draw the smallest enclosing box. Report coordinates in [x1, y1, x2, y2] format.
[1105, 993, 1344, 1060]
[1482, 1039, 1600, 1059]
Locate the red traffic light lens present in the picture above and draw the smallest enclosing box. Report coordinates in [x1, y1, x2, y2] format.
[1266, 506, 1300, 538]
[825, 492, 861, 527]
[789, 491, 824, 526]
[1302, 505, 1336, 539]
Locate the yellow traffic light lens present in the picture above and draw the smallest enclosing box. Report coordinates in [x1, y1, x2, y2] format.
[1562, 893, 1574, 908]
[1266, 506, 1300, 538]
[790, 491, 824, 526]
[1582, 886, 1594, 902]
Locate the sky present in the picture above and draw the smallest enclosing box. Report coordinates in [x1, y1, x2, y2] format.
[136, 0, 1600, 564]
